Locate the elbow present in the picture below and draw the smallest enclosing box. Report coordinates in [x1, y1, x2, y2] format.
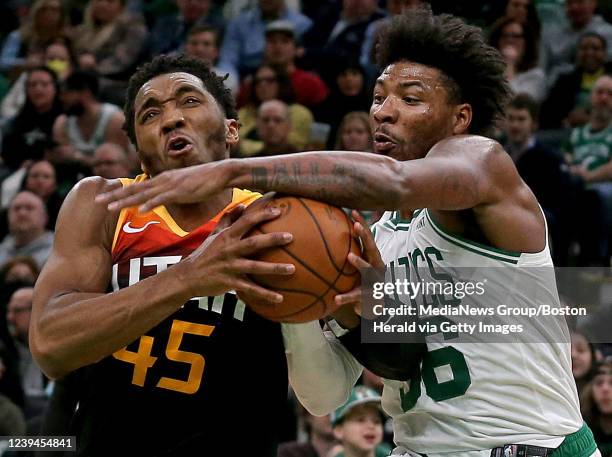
[299, 387, 352, 417]
[29, 325, 71, 380]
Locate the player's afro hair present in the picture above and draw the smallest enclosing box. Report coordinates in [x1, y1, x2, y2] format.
[376, 6, 511, 136]
[123, 54, 237, 146]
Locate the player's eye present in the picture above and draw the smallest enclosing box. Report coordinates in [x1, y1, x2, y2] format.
[141, 110, 158, 122]
[183, 97, 199, 105]
[373, 94, 384, 103]
[403, 96, 419, 104]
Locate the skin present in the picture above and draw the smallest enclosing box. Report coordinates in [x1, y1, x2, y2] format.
[26, 160, 57, 201]
[96, 61, 545, 323]
[30, 71, 295, 379]
[505, 107, 534, 149]
[565, 0, 597, 30]
[265, 32, 297, 72]
[7, 288, 34, 344]
[506, 0, 530, 22]
[27, 70, 56, 113]
[570, 332, 593, 379]
[340, 117, 372, 151]
[257, 99, 291, 147]
[338, 69, 364, 97]
[333, 405, 383, 457]
[593, 372, 612, 414]
[93, 143, 132, 179]
[177, 0, 211, 23]
[91, 0, 123, 24]
[185, 31, 219, 64]
[8, 191, 48, 247]
[253, 66, 279, 103]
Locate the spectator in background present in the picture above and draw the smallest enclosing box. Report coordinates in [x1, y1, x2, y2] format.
[489, 17, 546, 102]
[301, 0, 385, 84]
[360, 0, 424, 82]
[0, 0, 68, 76]
[72, 0, 148, 104]
[0, 192, 53, 269]
[6, 287, 47, 414]
[1, 67, 63, 172]
[581, 359, 612, 457]
[564, 73, 612, 265]
[184, 25, 238, 95]
[262, 20, 328, 109]
[92, 142, 133, 179]
[315, 60, 371, 148]
[52, 70, 129, 167]
[501, 0, 541, 37]
[1, 39, 74, 122]
[0, 256, 39, 286]
[278, 404, 337, 457]
[572, 330, 598, 392]
[329, 386, 390, 457]
[334, 111, 372, 152]
[540, 0, 612, 79]
[252, 99, 298, 156]
[541, 32, 611, 129]
[238, 64, 313, 155]
[219, 0, 312, 78]
[21, 160, 63, 230]
[149, 0, 225, 57]
[503, 94, 581, 265]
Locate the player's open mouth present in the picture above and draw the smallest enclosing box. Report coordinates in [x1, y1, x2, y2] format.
[166, 136, 194, 157]
[374, 133, 397, 154]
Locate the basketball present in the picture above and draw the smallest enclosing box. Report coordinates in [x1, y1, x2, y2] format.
[241, 194, 362, 323]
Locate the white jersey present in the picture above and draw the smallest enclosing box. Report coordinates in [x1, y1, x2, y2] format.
[372, 209, 582, 455]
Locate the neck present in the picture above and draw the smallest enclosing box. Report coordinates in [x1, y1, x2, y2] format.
[285, 62, 296, 74]
[589, 118, 610, 132]
[165, 188, 233, 231]
[343, 443, 375, 457]
[14, 229, 44, 247]
[310, 433, 335, 457]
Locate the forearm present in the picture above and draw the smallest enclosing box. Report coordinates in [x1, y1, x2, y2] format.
[224, 152, 407, 211]
[282, 321, 362, 416]
[31, 264, 194, 379]
[586, 162, 612, 182]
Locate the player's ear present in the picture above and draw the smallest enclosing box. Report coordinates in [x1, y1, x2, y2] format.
[225, 119, 239, 147]
[452, 103, 472, 135]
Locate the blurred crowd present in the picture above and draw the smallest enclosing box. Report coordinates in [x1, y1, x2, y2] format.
[0, 0, 611, 456]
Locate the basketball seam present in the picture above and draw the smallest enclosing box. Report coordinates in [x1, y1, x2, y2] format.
[296, 198, 343, 273]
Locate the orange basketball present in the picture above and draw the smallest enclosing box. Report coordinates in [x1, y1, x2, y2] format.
[241, 194, 362, 323]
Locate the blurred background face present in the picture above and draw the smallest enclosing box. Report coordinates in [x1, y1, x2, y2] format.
[93, 143, 131, 178]
[254, 67, 280, 102]
[386, 0, 423, 15]
[505, 107, 534, 144]
[341, 117, 371, 151]
[335, 406, 383, 453]
[505, 0, 530, 22]
[186, 31, 218, 63]
[6, 288, 34, 342]
[265, 33, 296, 67]
[60, 89, 85, 116]
[499, 22, 525, 59]
[26, 161, 57, 201]
[4, 262, 38, 284]
[27, 70, 56, 113]
[565, 0, 597, 29]
[571, 332, 593, 378]
[342, 0, 376, 17]
[257, 101, 290, 146]
[592, 371, 612, 414]
[35, 0, 62, 28]
[305, 414, 334, 440]
[577, 35, 607, 72]
[337, 68, 364, 96]
[91, 0, 123, 24]
[45, 43, 71, 78]
[8, 192, 46, 236]
[177, 0, 210, 23]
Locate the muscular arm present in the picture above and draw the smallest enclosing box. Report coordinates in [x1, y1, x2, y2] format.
[30, 177, 195, 379]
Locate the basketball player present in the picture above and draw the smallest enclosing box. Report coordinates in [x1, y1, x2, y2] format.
[96, 8, 599, 457]
[29, 55, 297, 456]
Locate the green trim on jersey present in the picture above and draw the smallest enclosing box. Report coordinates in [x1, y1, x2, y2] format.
[425, 210, 521, 264]
[551, 423, 597, 457]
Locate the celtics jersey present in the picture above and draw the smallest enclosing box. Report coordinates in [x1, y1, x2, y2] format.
[372, 209, 582, 455]
[566, 124, 612, 171]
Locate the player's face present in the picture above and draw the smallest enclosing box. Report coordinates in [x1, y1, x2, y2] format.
[592, 372, 612, 414]
[371, 61, 461, 161]
[134, 72, 238, 176]
[334, 405, 383, 452]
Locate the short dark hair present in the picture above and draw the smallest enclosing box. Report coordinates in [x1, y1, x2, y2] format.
[376, 6, 511, 136]
[579, 31, 607, 50]
[123, 54, 237, 146]
[187, 24, 221, 47]
[507, 93, 540, 121]
[62, 69, 99, 96]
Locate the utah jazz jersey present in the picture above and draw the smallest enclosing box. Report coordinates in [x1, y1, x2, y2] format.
[372, 210, 582, 455]
[73, 175, 288, 456]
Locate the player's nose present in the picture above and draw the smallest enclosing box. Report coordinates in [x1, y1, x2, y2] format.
[161, 106, 186, 134]
[372, 96, 398, 124]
